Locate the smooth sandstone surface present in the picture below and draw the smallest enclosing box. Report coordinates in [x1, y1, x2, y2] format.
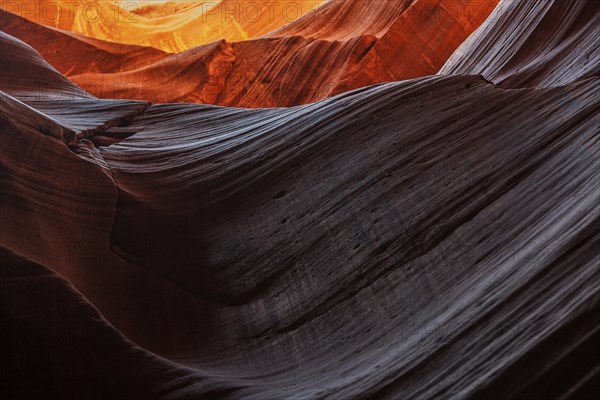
[1, 0, 599, 399]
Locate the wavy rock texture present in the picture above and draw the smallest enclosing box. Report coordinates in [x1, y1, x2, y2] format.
[333, 0, 501, 93]
[0, 30, 92, 99]
[1, 0, 599, 399]
[2, 1, 499, 106]
[439, 0, 600, 87]
[4, 0, 324, 52]
[77, 0, 498, 106]
[0, 9, 169, 75]
[266, 0, 416, 39]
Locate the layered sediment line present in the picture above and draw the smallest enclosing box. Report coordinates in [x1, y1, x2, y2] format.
[439, 0, 600, 87]
[2, 1, 499, 106]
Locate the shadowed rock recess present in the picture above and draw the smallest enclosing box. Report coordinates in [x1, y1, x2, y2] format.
[1, 0, 599, 399]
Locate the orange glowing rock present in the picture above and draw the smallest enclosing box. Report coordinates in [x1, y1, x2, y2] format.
[334, 0, 501, 94]
[3, 1, 498, 107]
[6, 0, 325, 52]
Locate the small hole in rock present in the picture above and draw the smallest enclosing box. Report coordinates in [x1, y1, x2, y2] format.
[273, 190, 287, 199]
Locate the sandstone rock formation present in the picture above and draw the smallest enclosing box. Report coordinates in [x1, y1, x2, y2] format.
[439, 0, 600, 87]
[4, 0, 324, 52]
[2, 1, 499, 106]
[1, 1, 599, 399]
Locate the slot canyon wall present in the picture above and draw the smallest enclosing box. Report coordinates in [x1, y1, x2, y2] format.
[1, 1, 599, 399]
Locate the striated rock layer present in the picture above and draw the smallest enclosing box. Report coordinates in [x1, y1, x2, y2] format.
[439, 0, 600, 87]
[0, 9, 169, 75]
[2, 1, 499, 106]
[1, 1, 599, 399]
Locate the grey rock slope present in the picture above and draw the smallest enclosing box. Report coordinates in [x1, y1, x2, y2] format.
[439, 0, 600, 87]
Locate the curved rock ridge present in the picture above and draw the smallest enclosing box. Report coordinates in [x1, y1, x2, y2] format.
[1, 1, 500, 106]
[265, 0, 416, 40]
[99, 74, 600, 308]
[4, 0, 325, 52]
[0, 30, 151, 142]
[439, 0, 600, 87]
[333, 0, 501, 94]
[2, 2, 599, 399]
[73, 38, 239, 104]
[0, 8, 169, 76]
[3, 60, 599, 398]
[0, 30, 90, 100]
